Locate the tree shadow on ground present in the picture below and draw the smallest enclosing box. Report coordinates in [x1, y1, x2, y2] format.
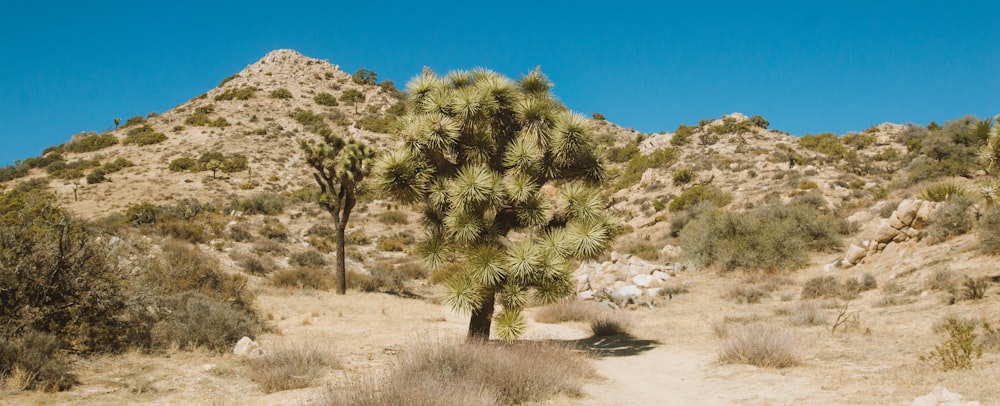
[563, 334, 660, 358]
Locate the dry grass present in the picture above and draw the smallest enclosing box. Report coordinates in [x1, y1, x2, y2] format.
[589, 311, 633, 337]
[718, 321, 801, 368]
[724, 283, 770, 304]
[324, 340, 594, 406]
[270, 267, 336, 290]
[534, 300, 600, 324]
[245, 341, 338, 393]
[785, 301, 826, 326]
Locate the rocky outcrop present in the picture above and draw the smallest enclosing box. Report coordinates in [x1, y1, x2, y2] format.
[233, 336, 262, 358]
[573, 252, 682, 307]
[832, 199, 936, 268]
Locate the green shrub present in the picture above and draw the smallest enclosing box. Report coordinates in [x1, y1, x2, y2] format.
[616, 147, 679, 188]
[86, 169, 106, 184]
[102, 157, 134, 173]
[143, 240, 255, 310]
[672, 125, 695, 146]
[355, 114, 400, 133]
[801, 276, 840, 299]
[377, 234, 412, 252]
[672, 167, 696, 186]
[269, 88, 293, 99]
[208, 117, 230, 127]
[749, 115, 769, 129]
[352, 68, 378, 85]
[339, 89, 366, 107]
[157, 220, 207, 243]
[125, 202, 161, 225]
[245, 341, 337, 393]
[918, 182, 970, 202]
[0, 191, 129, 353]
[378, 210, 409, 225]
[123, 115, 145, 127]
[214, 86, 257, 101]
[591, 112, 606, 121]
[799, 133, 848, 159]
[271, 267, 336, 290]
[14, 177, 48, 192]
[314, 92, 339, 106]
[169, 157, 197, 172]
[925, 196, 974, 244]
[229, 192, 287, 215]
[921, 318, 983, 371]
[589, 311, 632, 337]
[150, 292, 263, 351]
[258, 218, 289, 240]
[605, 143, 639, 163]
[293, 109, 332, 136]
[979, 206, 1000, 255]
[65, 132, 118, 153]
[668, 184, 732, 212]
[0, 163, 29, 182]
[841, 132, 876, 149]
[123, 130, 167, 146]
[0, 331, 77, 391]
[230, 251, 274, 276]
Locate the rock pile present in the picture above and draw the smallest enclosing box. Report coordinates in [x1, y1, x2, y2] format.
[911, 387, 980, 406]
[834, 199, 936, 268]
[572, 252, 681, 307]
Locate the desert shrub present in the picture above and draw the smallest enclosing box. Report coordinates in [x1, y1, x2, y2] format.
[589, 311, 632, 337]
[214, 86, 257, 101]
[616, 147, 679, 188]
[918, 182, 971, 202]
[679, 201, 840, 272]
[14, 177, 48, 192]
[168, 157, 197, 172]
[229, 192, 287, 215]
[718, 321, 800, 368]
[45, 158, 100, 180]
[228, 222, 255, 242]
[841, 132, 876, 150]
[377, 234, 413, 252]
[921, 318, 983, 371]
[272, 267, 336, 290]
[348, 265, 408, 294]
[230, 251, 274, 276]
[352, 68, 377, 85]
[149, 292, 263, 351]
[86, 169, 106, 184]
[657, 283, 690, 298]
[101, 157, 134, 173]
[672, 167, 696, 186]
[290, 249, 327, 267]
[157, 220, 207, 243]
[253, 239, 288, 255]
[0, 331, 77, 391]
[925, 196, 974, 244]
[258, 218, 289, 240]
[123, 130, 167, 146]
[123, 115, 145, 127]
[591, 112, 606, 121]
[534, 300, 600, 324]
[671, 125, 694, 146]
[605, 143, 639, 163]
[710, 117, 753, 136]
[378, 210, 409, 225]
[980, 322, 1000, 352]
[749, 115, 769, 129]
[245, 341, 338, 393]
[0, 163, 30, 183]
[356, 114, 401, 133]
[293, 109, 332, 136]
[724, 283, 770, 304]
[65, 132, 117, 153]
[799, 133, 848, 159]
[124, 202, 161, 225]
[801, 276, 840, 299]
[143, 240, 254, 310]
[667, 184, 732, 212]
[0, 191, 129, 353]
[314, 92, 339, 106]
[615, 238, 660, 260]
[787, 301, 826, 326]
[979, 206, 1000, 255]
[339, 89, 366, 106]
[269, 88, 293, 99]
[325, 341, 593, 406]
[959, 276, 990, 301]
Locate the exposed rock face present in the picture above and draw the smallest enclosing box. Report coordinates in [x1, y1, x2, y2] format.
[572, 251, 680, 307]
[233, 336, 262, 358]
[910, 387, 980, 406]
[835, 199, 937, 268]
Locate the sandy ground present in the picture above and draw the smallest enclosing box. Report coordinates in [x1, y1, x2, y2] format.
[5, 249, 1000, 405]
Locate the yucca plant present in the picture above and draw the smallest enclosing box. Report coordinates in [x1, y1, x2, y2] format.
[376, 68, 616, 342]
[918, 182, 970, 202]
[981, 114, 1000, 175]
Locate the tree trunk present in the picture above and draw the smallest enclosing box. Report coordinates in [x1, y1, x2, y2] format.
[467, 291, 496, 342]
[335, 224, 347, 295]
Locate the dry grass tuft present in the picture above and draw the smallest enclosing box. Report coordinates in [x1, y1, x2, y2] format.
[245, 341, 338, 393]
[534, 300, 600, 324]
[324, 340, 594, 406]
[718, 321, 801, 368]
[589, 311, 633, 337]
[786, 301, 826, 326]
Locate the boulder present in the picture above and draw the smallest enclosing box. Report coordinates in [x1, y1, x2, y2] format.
[632, 274, 654, 287]
[233, 336, 262, 358]
[889, 215, 906, 230]
[844, 244, 867, 265]
[914, 201, 935, 229]
[910, 386, 980, 406]
[896, 199, 921, 225]
[874, 220, 900, 243]
[607, 284, 643, 307]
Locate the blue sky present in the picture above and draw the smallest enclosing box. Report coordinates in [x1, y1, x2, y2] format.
[1, 1, 998, 166]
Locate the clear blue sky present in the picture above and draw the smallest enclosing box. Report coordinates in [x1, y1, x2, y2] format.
[2, 1, 998, 166]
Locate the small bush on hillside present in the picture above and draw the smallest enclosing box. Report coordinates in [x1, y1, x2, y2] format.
[925, 196, 974, 244]
[169, 157, 197, 172]
[671, 125, 695, 146]
[290, 249, 327, 267]
[918, 182, 971, 202]
[799, 133, 848, 159]
[921, 318, 983, 371]
[157, 219, 207, 243]
[269, 88, 293, 99]
[615, 147, 679, 188]
[355, 114, 400, 133]
[591, 112, 606, 121]
[605, 143, 639, 163]
[378, 210, 409, 225]
[65, 132, 118, 153]
[245, 341, 338, 393]
[229, 192, 287, 215]
[534, 300, 600, 324]
[45, 158, 100, 180]
[123, 115, 146, 127]
[214, 86, 257, 101]
[258, 218, 289, 240]
[801, 276, 840, 299]
[86, 169, 107, 184]
[142, 240, 254, 310]
[718, 321, 800, 368]
[314, 92, 339, 106]
[979, 206, 1000, 255]
[749, 115, 769, 129]
[230, 251, 274, 276]
[668, 184, 732, 213]
[102, 157, 134, 173]
[352, 68, 377, 85]
[787, 301, 826, 326]
[293, 109, 332, 136]
[589, 311, 632, 337]
[123, 130, 167, 146]
[125, 202, 161, 225]
[150, 292, 263, 351]
[0, 331, 77, 392]
[15, 177, 49, 192]
[672, 167, 697, 186]
[841, 132, 876, 150]
[271, 267, 336, 290]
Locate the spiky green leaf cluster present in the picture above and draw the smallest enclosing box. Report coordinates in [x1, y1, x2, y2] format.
[376, 68, 616, 342]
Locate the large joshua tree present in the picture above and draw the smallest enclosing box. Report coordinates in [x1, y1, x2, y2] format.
[301, 133, 375, 295]
[375, 68, 616, 342]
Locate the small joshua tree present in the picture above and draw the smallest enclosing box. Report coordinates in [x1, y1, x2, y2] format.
[376, 68, 616, 342]
[300, 133, 375, 294]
